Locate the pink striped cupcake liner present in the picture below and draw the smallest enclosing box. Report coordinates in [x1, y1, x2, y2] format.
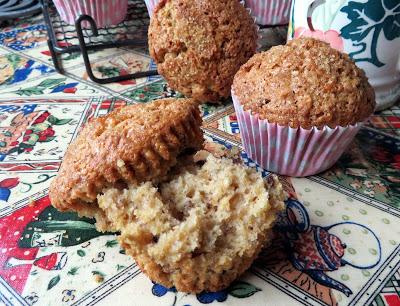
[245, 0, 292, 25]
[53, 0, 128, 28]
[232, 93, 363, 177]
[144, 0, 159, 17]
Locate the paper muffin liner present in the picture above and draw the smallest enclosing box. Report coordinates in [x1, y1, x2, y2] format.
[232, 93, 363, 177]
[53, 0, 128, 28]
[144, 0, 158, 17]
[244, 0, 292, 25]
[241, 1, 263, 51]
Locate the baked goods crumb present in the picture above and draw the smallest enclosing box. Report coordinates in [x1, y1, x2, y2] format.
[98, 155, 284, 292]
[93, 273, 104, 283]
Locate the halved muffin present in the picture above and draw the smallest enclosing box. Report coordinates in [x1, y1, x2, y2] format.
[49, 98, 203, 231]
[50, 98, 285, 293]
[98, 154, 284, 292]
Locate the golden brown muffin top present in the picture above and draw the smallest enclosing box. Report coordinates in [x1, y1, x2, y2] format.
[149, 0, 257, 103]
[49, 98, 203, 227]
[232, 38, 376, 129]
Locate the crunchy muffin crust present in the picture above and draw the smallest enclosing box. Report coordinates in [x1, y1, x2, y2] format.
[232, 37, 376, 129]
[149, 0, 257, 103]
[98, 155, 285, 293]
[49, 98, 203, 231]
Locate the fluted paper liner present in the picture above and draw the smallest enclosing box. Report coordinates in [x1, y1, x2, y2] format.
[53, 0, 128, 28]
[144, 0, 158, 17]
[232, 93, 362, 177]
[244, 0, 292, 26]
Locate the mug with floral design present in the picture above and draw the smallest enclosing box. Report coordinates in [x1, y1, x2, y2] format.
[288, 0, 400, 111]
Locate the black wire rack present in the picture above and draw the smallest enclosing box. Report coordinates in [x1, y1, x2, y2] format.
[40, 0, 158, 84]
[0, 0, 41, 21]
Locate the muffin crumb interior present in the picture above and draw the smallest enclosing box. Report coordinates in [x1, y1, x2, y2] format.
[98, 154, 284, 292]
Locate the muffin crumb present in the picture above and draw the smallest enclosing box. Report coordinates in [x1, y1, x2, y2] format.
[98, 155, 285, 293]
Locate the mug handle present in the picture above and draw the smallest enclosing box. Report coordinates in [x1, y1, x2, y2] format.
[307, 0, 325, 31]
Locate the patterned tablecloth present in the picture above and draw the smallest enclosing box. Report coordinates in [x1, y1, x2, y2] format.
[0, 3, 399, 306]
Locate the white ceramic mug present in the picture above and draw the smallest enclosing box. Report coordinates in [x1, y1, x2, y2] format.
[288, 0, 400, 111]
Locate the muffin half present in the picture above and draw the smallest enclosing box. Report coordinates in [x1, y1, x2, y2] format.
[98, 154, 284, 293]
[50, 98, 285, 292]
[49, 98, 203, 232]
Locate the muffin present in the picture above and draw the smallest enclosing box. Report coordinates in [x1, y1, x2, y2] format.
[49, 98, 203, 232]
[148, 0, 258, 103]
[50, 98, 285, 293]
[98, 154, 285, 293]
[53, 0, 128, 28]
[232, 37, 375, 176]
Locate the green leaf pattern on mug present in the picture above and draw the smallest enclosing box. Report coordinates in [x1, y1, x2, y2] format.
[340, 0, 400, 67]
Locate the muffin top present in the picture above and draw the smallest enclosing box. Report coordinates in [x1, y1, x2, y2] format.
[232, 38, 375, 129]
[49, 98, 203, 231]
[149, 0, 257, 103]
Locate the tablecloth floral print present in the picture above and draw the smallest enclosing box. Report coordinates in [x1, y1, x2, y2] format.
[0, 3, 399, 306]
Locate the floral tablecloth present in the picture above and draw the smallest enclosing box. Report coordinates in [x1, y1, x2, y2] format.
[0, 3, 399, 306]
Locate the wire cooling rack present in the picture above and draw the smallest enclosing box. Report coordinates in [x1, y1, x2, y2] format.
[41, 0, 158, 84]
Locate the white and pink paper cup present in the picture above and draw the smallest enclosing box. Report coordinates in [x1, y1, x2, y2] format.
[245, 0, 292, 26]
[144, 0, 159, 17]
[53, 0, 128, 28]
[232, 92, 362, 177]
